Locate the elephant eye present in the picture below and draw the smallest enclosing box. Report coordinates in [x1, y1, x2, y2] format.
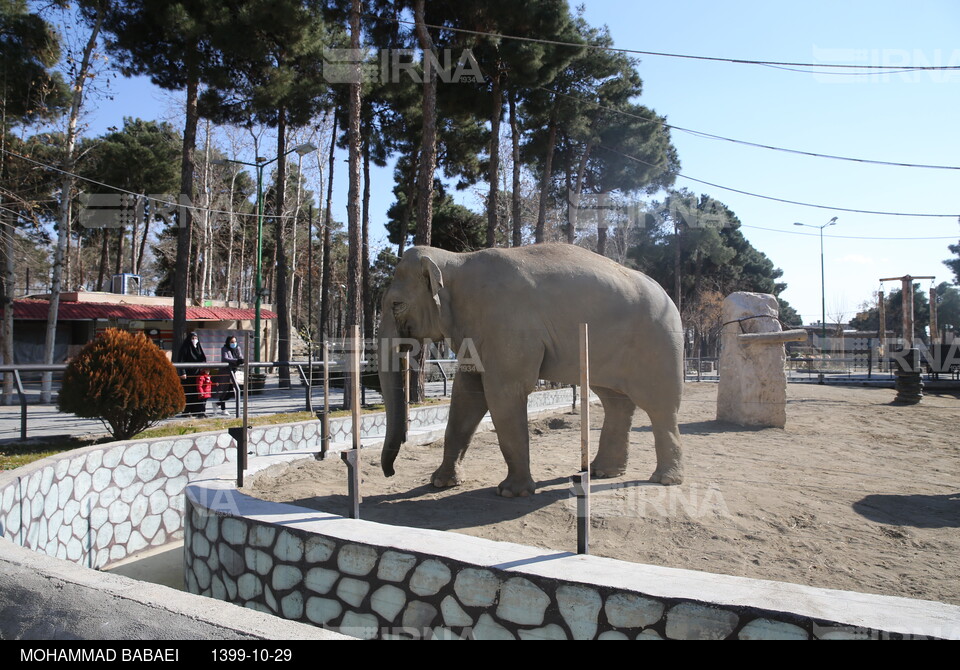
[392, 301, 408, 316]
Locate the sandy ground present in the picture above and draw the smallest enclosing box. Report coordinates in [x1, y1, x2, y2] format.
[248, 383, 960, 606]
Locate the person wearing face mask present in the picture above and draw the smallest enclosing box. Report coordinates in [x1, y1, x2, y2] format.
[177, 331, 208, 417]
[215, 335, 244, 415]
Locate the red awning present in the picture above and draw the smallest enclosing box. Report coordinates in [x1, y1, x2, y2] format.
[6, 299, 277, 321]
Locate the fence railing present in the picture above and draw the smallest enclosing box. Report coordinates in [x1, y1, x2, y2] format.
[0, 358, 459, 442]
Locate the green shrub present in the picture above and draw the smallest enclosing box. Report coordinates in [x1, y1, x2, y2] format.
[58, 328, 185, 440]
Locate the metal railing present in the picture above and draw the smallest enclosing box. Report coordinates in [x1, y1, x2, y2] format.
[0, 358, 459, 442]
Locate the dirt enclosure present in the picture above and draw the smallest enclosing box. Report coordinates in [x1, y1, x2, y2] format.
[248, 383, 960, 606]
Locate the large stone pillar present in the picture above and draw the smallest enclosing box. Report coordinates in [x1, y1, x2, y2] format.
[717, 292, 805, 428]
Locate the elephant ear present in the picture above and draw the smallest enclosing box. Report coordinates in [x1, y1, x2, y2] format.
[421, 256, 443, 312]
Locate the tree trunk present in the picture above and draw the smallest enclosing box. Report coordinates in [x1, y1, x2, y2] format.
[1, 218, 14, 405]
[136, 197, 150, 277]
[486, 68, 502, 248]
[320, 112, 337, 341]
[362, 138, 373, 341]
[535, 108, 558, 244]
[276, 108, 292, 387]
[115, 223, 124, 275]
[414, 0, 436, 247]
[97, 231, 108, 290]
[569, 142, 591, 244]
[174, 53, 199, 351]
[344, 0, 363, 409]
[42, 6, 103, 401]
[510, 90, 522, 247]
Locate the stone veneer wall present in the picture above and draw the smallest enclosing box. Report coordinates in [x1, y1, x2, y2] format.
[0, 388, 576, 571]
[184, 455, 960, 640]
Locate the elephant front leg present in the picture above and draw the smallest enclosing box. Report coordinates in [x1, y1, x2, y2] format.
[431, 371, 488, 488]
[483, 381, 535, 498]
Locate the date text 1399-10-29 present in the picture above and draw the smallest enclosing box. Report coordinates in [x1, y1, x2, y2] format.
[211, 648, 293, 662]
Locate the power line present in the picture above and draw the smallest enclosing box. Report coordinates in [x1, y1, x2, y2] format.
[597, 144, 960, 219]
[741, 224, 958, 241]
[383, 16, 960, 72]
[542, 87, 960, 171]
[0, 147, 325, 226]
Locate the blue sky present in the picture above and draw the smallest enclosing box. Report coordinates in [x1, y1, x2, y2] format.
[76, 1, 960, 326]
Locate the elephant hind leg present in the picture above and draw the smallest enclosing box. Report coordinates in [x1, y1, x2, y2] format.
[590, 387, 636, 479]
[646, 404, 683, 486]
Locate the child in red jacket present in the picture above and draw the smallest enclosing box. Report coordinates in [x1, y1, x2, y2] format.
[196, 369, 213, 418]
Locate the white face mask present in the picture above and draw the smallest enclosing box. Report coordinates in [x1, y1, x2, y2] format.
[191, 338, 198, 345]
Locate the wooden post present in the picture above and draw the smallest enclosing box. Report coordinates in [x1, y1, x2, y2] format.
[340, 325, 362, 518]
[579, 323, 590, 474]
[402, 349, 410, 432]
[902, 276, 914, 350]
[930, 287, 939, 345]
[317, 341, 330, 460]
[877, 290, 885, 369]
[571, 323, 591, 555]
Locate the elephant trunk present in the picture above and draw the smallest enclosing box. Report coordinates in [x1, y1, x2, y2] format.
[378, 311, 407, 477]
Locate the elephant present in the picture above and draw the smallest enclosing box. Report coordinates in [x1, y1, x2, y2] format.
[377, 244, 684, 498]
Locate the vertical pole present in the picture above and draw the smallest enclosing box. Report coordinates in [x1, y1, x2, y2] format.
[14, 370, 26, 440]
[902, 276, 914, 351]
[253, 164, 264, 363]
[579, 323, 590, 474]
[340, 324, 362, 519]
[321, 341, 330, 459]
[233, 336, 251, 488]
[877, 289, 886, 371]
[402, 350, 410, 432]
[351, 325, 362, 454]
[818, 226, 826, 384]
[929, 287, 939, 345]
[571, 323, 591, 555]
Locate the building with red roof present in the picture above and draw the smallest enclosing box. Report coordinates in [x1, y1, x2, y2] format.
[2, 291, 278, 364]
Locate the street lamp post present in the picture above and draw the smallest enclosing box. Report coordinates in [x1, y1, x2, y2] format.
[214, 143, 317, 362]
[794, 216, 838, 383]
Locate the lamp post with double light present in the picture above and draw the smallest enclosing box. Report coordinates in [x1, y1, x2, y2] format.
[214, 143, 317, 362]
[794, 216, 838, 383]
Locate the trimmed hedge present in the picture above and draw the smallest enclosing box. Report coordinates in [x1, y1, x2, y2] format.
[58, 328, 185, 440]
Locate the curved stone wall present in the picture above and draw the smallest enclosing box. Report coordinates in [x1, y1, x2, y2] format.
[0, 388, 574, 570]
[184, 453, 960, 640]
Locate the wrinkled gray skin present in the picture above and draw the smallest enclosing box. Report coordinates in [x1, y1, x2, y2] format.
[378, 244, 683, 498]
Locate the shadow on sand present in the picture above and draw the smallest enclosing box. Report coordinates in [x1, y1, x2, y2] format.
[853, 492, 960, 529]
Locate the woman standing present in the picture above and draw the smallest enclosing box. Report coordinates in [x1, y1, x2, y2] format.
[215, 335, 244, 415]
[177, 331, 207, 417]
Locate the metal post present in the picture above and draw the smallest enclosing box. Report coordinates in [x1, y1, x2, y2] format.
[253, 163, 265, 363]
[239, 337, 251, 485]
[14, 370, 27, 440]
[571, 323, 591, 555]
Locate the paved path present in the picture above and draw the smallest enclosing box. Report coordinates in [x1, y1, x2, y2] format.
[0, 380, 453, 443]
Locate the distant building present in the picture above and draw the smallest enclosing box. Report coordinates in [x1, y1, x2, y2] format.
[1, 291, 277, 364]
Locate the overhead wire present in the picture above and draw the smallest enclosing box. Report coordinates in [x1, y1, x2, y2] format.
[382, 16, 960, 73]
[0, 146, 327, 227]
[597, 143, 960, 219]
[540, 86, 960, 171]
